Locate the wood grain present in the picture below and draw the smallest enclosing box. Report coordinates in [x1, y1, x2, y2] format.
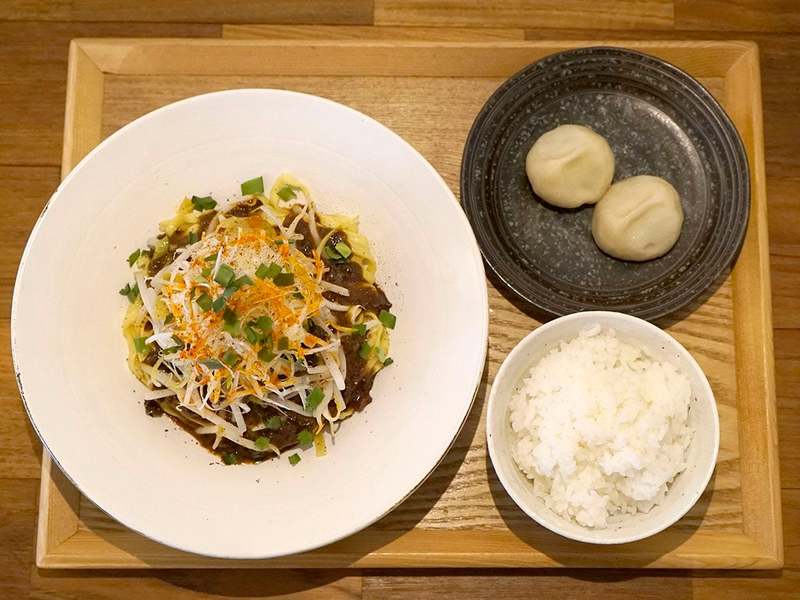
[674, 0, 800, 32]
[0, 22, 220, 166]
[0, 4, 797, 598]
[28, 40, 779, 570]
[375, 1, 674, 30]
[0, 0, 374, 24]
[223, 24, 526, 40]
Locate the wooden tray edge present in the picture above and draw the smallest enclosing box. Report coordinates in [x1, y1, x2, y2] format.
[35, 37, 780, 570]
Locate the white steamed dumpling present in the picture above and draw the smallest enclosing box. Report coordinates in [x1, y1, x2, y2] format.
[592, 175, 684, 262]
[525, 124, 615, 209]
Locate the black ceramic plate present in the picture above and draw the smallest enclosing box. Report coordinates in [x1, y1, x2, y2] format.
[461, 47, 749, 321]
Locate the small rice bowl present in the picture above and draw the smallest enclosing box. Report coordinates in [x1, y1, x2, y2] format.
[508, 324, 693, 528]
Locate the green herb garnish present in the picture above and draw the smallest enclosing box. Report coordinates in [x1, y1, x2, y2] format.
[232, 275, 253, 288]
[383, 357, 394, 367]
[191, 195, 217, 211]
[134, 336, 149, 354]
[223, 308, 238, 325]
[187, 230, 198, 244]
[306, 387, 324, 412]
[359, 342, 372, 360]
[127, 249, 141, 267]
[258, 346, 275, 362]
[212, 296, 226, 312]
[255, 315, 273, 334]
[277, 336, 289, 351]
[222, 452, 239, 465]
[276, 185, 296, 201]
[196, 293, 213, 312]
[334, 242, 352, 258]
[296, 430, 313, 446]
[255, 263, 270, 279]
[352, 323, 367, 336]
[240, 176, 264, 195]
[265, 415, 283, 430]
[221, 349, 241, 367]
[273, 272, 294, 286]
[214, 264, 235, 287]
[119, 282, 139, 303]
[201, 358, 224, 370]
[254, 436, 270, 451]
[164, 313, 175, 324]
[378, 309, 397, 329]
[288, 453, 301, 466]
[322, 245, 342, 261]
[205, 253, 218, 263]
[243, 325, 260, 344]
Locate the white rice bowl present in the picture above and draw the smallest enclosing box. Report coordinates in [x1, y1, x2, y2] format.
[486, 311, 719, 545]
[508, 325, 692, 528]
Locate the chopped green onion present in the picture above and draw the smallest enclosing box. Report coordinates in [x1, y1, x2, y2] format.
[277, 336, 289, 351]
[383, 357, 394, 367]
[187, 230, 198, 244]
[288, 453, 301, 466]
[221, 285, 238, 300]
[296, 430, 313, 446]
[265, 263, 281, 278]
[243, 325, 260, 344]
[205, 253, 218, 263]
[127, 248, 141, 267]
[306, 387, 324, 412]
[240, 176, 264, 195]
[255, 316, 273, 333]
[221, 349, 241, 367]
[201, 358, 224, 370]
[119, 282, 139, 303]
[201, 265, 212, 278]
[196, 293, 213, 312]
[134, 336, 149, 354]
[222, 452, 239, 465]
[322, 245, 342, 261]
[258, 346, 275, 362]
[378, 309, 397, 329]
[255, 263, 270, 279]
[164, 313, 175, 324]
[273, 272, 294, 286]
[265, 415, 283, 430]
[223, 320, 241, 336]
[352, 323, 367, 336]
[334, 242, 352, 258]
[254, 436, 270, 450]
[276, 185, 296, 201]
[232, 275, 253, 288]
[214, 264, 235, 287]
[162, 345, 182, 355]
[359, 342, 372, 360]
[222, 311, 240, 335]
[212, 296, 226, 312]
[191, 195, 217, 211]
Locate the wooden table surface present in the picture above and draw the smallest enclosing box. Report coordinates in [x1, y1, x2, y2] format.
[1, 2, 798, 598]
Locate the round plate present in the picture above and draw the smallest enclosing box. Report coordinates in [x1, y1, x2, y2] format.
[12, 90, 488, 559]
[461, 47, 749, 321]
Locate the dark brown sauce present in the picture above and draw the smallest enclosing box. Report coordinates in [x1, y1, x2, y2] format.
[225, 197, 263, 217]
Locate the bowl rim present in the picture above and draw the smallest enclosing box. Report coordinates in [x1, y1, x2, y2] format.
[11, 88, 490, 559]
[486, 310, 721, 545]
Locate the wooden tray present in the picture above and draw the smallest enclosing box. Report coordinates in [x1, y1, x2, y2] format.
[36, 38, 780, 569]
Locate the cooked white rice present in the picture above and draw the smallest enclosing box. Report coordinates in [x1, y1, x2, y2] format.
[508, 325, 692, 528]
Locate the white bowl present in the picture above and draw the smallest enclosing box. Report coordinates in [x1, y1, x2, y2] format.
[12, 89, 488, 559]
[486, 311, 719, 544]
